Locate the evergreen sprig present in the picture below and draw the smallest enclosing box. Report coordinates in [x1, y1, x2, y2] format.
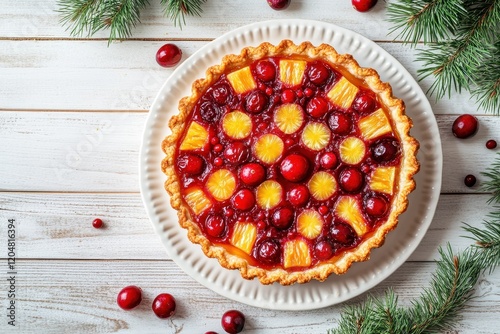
[57, 0, 207, 42]
[388, 0, 500, 115]
[329, 153, 500, 333]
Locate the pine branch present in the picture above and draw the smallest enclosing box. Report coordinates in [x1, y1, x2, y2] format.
[472, 41, 500, 115]
[481, 153, 500, 204]
[160, 0, 206, 27]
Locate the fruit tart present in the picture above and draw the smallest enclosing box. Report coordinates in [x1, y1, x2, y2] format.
[162, 40, 419, 285]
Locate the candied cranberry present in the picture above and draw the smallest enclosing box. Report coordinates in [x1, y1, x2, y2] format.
[232, 189, 255, 211]
[257, 239, 281, 264]
[156, 43, 182, 68]
[117, 285, 142, 310]
[205, 215, 226, 237]
[328, 112, 351, 135]
[464, 174, 476, 187]
[320, 152, 338, 169]
[281, 89, 295, 103]
[308, 62, 330, 86]
[221, 310, 245, 334]
[210, 136, 219, 145]
[287, 185, 310, 207]
[452, 114, 478, 139]
[318, 205, 329, 215]
[200, 102, 220, 122]
[214, 157, 223, 167]
[314, 240, 335, 260]
[280, 154, 309, 182]
[239, 163, 266, 185]
[365, 196, 388, 217]
[304, 87, 314, 97]
[152, 293, 176, 319]
[213, 144, 223, 153]
[272, 207, 294, 229]
[371, 138, 399, 163]
[339, 167, 364, 192]
[245, 90, 268, 113]
[177, 154, 205, 175]
[224, 207, 234, 217]
[352, 92, 376, 113]
[265, 87, 273, 95]
[306, 96, 329, 118]
[212, 84, 230, 104]
[224, 142, 249, 165]
[352, 0, 378, 12]
[486, 139, 497, 149]
[331, 223, 355, 244]
[255, 60, 276, 82]
[92, 218, 103, 229]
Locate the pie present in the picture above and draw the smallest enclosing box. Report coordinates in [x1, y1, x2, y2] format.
[162, 40, 419, 285]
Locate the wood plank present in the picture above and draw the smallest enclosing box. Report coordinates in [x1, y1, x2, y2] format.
[0, 192, 495, 262]
[0, 40, 483, 114]
[1, 112, 498, 192]
[0, 259, 497, 333]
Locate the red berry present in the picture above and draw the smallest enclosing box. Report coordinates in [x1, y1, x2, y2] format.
[281, 89, 295, 103]
[318, 205, 329, 215]
[339, 167, 364, 192]
[352, 0, 378, 12]
[352, 93, 376, 113]
[152, 293, 176, 319]
[371, 138, 399, 163]
[205, 215, 226, 238]
[210, 136, 220, 145]
[245, 90, 269, 113]
[452, 114, 479, 139]
[265, 87, 273, 95]
[156, 43, 182, 68]
[328, 112, 351, 135]
[365, 196, 388, 217]
[213, 144, 223, 153]
[331, 223, 355, 244]
[272, 207, 294, 229]
[280, 154, 309, 182]
[177, 154, 205, 175]
[267, 0, 290, 10]
[464, 174, 476, 187]
[257, 239, 281, 264]
[224, 207, 235, 217]
[306, 96, 329, 118]
[92, 218, 103, 229]
[117, 286, 142, 310]
[224, 142, 249, 165]
[221, 310, 245, 334]
[287, 185, 310, 206]
[232, 189, 255, 211]
[239, 163, 266, 186]
[308, 62, 330, 86]
[205, 332, 219, 334]
[314, 240, 335, 260]
[200, 102, 220, 122]
[212, 84, 230, 104]
[255, 60, 276, 82]
[320, 152, 338, 169]
[214, 157, 223, 167]
[486, 139, 497, 149]
[304, 87, 314, 97]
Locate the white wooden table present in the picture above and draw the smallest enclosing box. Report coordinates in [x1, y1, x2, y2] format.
[1, 1, 499, 333]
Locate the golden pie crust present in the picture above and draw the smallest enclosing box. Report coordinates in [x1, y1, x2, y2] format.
[162, 40, 419, 285]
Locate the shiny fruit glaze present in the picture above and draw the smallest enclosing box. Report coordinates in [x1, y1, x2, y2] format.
[174, 56, 402, 271]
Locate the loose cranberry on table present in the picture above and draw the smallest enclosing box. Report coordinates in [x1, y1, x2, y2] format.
[486, 139, 497, 149]
[352, 0, 378, 12]
[117, 285, 142, 310]
[152, 293, 176, 319]
[156, 43, 182, 68]
[267, 0, 290, 10]
[452, 114, 479, 139]
[221, 310, 245, 334]
[92, 218, 103, 229]
[464, 174, 477, 187]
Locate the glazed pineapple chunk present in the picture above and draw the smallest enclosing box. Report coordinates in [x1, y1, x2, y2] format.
[308, 171, 337, 201]
[254, 134, 284, 164]
[274, 103, 304, 134]
[339, 136, 366, 165]
[256, 180, 283, 210]
[284, 239, 311, 268]
[370, 166, 396, 195]
[227, 66, 256, 94]
[359, 108, 393, 140]
[327, 77, 359, 109]
[301, 122, 331, 151]
[180, 121, 209, 151]
[297, 209, 324, 239]
[206, 169, 236, 201]
[184, 187, 212, 215]
[280, 59, 307, 86]
[222, 111, 253, 139]
[335, 196, 367, 236]
[230, 222, 257, 255]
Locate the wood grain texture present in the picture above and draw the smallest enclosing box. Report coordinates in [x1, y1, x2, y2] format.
[0, 260, 497, 333]
[1, 112, 498, 192]
[0, 192, 494, 262]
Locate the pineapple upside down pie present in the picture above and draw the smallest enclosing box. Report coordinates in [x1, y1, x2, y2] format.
[162, 40, 419, 285]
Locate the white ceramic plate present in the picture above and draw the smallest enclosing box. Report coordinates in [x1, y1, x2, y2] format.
[140, 19, 442, 311]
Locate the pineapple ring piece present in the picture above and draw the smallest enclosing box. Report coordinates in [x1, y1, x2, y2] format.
[163, 40, 419, 285]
